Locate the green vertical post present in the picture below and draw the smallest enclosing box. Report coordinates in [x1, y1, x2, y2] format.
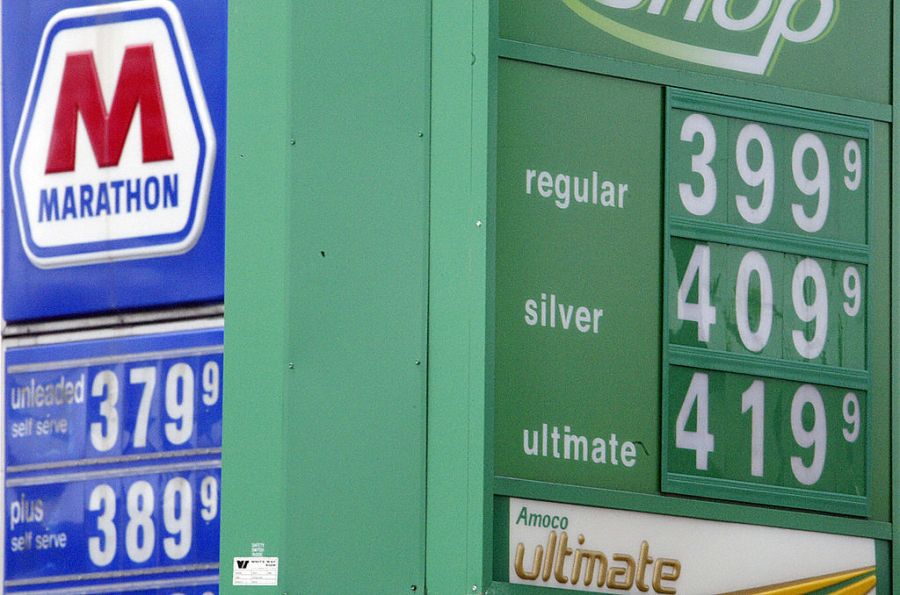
[427, 0, 493, 592]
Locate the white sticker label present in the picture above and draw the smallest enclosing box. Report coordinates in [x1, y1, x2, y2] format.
[233, 556, 279, 586]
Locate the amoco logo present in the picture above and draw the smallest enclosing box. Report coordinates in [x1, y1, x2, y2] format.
[10, 0, 215, 268]
[563, 0, 838, 75]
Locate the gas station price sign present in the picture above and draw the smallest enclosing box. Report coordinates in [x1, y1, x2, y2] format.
[4, 326, 223, 591]
[662, 90, 872, 516]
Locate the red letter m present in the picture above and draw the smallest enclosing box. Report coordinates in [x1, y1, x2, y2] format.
[45, 44, 173, 174]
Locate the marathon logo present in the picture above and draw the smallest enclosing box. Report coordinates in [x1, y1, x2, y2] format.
[10, 0, 215, 267]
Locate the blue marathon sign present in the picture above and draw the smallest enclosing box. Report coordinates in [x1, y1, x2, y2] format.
[4, 324, 223, 594]
[2, 0, 227, 321]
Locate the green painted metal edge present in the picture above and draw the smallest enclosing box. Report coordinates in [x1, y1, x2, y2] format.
[669, 218, 870, 264]
[220, 1, 292, 591]
[659, 83, 674, 552]
[892, 0, 900, 588]
[487, 583, 557, 595]
[496, 39, 893, 123]
[667, 88, 877, 136]
[668, 345, 870, 390]
[664, 474, 868, 518]
[877, 539, 891, 593]
[487, 582, 554, 595]
[427, 0, 492, 592]
[492, 497, 510, 584]
[483, 0, 500, 589]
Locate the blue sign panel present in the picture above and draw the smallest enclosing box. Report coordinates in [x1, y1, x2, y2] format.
[7, 469, 221, 582]
[4, 326, 222, 592]
[6, 332, 223, 469]
[2, 0, 226, 321]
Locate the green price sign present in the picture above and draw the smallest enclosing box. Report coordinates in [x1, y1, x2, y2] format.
[662, 90, 872, 515]
[494, 60, 663, 494]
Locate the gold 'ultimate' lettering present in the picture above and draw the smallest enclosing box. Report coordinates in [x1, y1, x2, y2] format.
[514, 531, 681, 593]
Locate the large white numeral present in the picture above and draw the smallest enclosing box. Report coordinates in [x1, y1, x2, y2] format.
[130, 367, 157, 448]
[791, 258, 828, 359]
[91, 371, 120, 452]
[843, 266, 862, 317]
[791, 133, 830, 233]
[202, 361, 221, 406]
[843, 140, 862, 191]
[735, 251, 773, 353]
[790, 385, 827, 486]
[88, 484, 117, 567]
[165, 363, 195, 445]
[842, 393, 861, 443]
[741, 380, 765, 477]
[164, 477, 193, 560]
[675, 372, 715, 471]
[679, 114, 718, 216]
[200, 475, 219, 522]
[677, 244, 717, 342]
[735, 124, 775, 224]
[126, 481, 156, 563]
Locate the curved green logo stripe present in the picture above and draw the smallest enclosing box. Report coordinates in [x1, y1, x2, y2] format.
[717, 565, 875, 594]
[563, 0, 837, 75]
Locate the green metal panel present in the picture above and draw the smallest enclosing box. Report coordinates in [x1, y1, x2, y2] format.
[221, 1, 292, 591]
[223, 1, 429, 592]
[281, 1, 430, 592]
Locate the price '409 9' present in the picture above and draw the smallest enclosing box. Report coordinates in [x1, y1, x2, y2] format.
[676, 242, 862, 360]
